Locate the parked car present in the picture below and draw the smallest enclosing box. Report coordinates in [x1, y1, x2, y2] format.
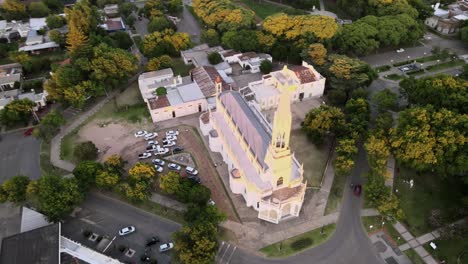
[138, 152, 152, 159]
[134, 130, 148, 137]
[146, 236, 160, 247]
[152, 159, 165, 166]
[166, 130, 179, 136]
[172, 146, 184, 153]
[208, 199, 215, 206]
[154, 165, 163, 173]
[168, 163, 181, 171]
[188, 175, 201, 184]
[166, 135, 177, 141]
[163, 141, 176, 147]
[146, 145, 158, 152]
[144, 132, 158, 140]
[118, 226, 136, 236]
[353, 184, 362, 197]
[186, 166, 198, 176]
[156, 148, 169, 155]
[24, 128, 34, 137]
[147, 140, 158, 146]
[396, 48, 405, 53]
[159, 242, 174, 252]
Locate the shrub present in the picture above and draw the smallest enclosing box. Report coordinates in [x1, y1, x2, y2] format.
[260, 60, 273, 74]
[290, 237, 313, 251]
[73, 141, 98, 162]
[156, 87, 167, 96]
[208, 52, 222, 65]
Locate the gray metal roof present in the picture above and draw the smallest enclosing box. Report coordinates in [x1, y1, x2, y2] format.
[0, 73, 21, 85]
[140, 68, 174, 79]
[177, 82, 204, 102]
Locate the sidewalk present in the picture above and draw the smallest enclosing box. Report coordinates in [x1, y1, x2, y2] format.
[393, 221, 438, 264]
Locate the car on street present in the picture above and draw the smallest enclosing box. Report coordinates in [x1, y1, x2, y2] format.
[163, 141, 176, 147]
[152, 159, 165, 166]
[144, 132, 158, 140]
[134, 130, 148, 137]
[166, 130, 179, 136]
[168, 163, 181, 171]
[173, 146, 184, 153]
[118, 226, 136, 236]
[159, 242, 174, 252]
[353, 184, 362, 197]
[154, 165, 163, 173]
[188, 175, 201, 184]
[146, 236, 160, 247]
[138, 152, 152, 159]
[396, 48, 405, 53]
[23, 128, 34, 137]
[186, 166, 198, 176]
[147, 140, 158, 146]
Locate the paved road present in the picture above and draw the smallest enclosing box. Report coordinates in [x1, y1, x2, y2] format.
[0, 130, 41, 183]
[177, 5, 202, 43]
[227, 148, 385, 264]
[62, 192, 181, 264]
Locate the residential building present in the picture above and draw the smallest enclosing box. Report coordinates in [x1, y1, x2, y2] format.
[100, 17, 126, 32]
[241, 61, 325, 110]
[200, 78, 306, 224]
[220, 50, 273, 73]
[25, 30, 43, 46]
[19, 41, 59, 54]
[0, 20, 30, 41]
[29, 17, 47, 31]
[425, 1, 468, 34]
[181, 44, 232, 74]
[18, 90, 48, 111]
[0, 63, 22, 91]
[103, 4, 119, 16]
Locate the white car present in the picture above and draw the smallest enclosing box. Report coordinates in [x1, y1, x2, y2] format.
[155, 147, 169, 155]
[396, 48, 405, 53]
[147, 140, 158, 146]
[208, 199, 215, 206]
[159, 242, 174, 252]
[186, 166, 198, 176]
[138, 152, 152, 159]
[166, 135, 177, 141]
[134, 131, 148, 137]
[166, 130, 179, 136]
[118, 226, 135, 236]
[168, 163, 181, 171]
[152, 159, 165, 166]
[144, 132, 158, 140]
[163, 141, 176, 147]
[146, 145, 158, 152]
[154, 165, 163, 173]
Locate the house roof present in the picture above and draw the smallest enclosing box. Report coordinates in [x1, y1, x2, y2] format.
[0, 223, 60, 264]
[29, 18, 47, 31]
[20, 207, 51, 233]
[102, 17, 125, 31]
[289, 65, 317, 84]
[0, 73, 21, 85]
[19, 41, 59, 52]
[148, 95, 170, 110]
[141, 68, 174, 79]
[240, 52, 258, 61]
[220, 50, 241, 58]
[191, 66, 229, 97]
[177, 82, 205, 102]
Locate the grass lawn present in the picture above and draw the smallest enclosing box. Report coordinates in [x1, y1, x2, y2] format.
[375, 65, 391, 73]
[415, 55, 440, 63]
[426, 60, 465, 72]
[260, 223, 336, 257]
[394, 166, 465, 236]
[171, 58, 194, 77]
[362, 216, 405, 246]
[290, 130, 329, 187]
[384, 74, 404, 81]
[423, 238, 468, 264]
[60, 129, 80, 163]
[406, 69, 425, 76]
[239, 0, 285, 19]
[324, 160, 346, 214]
[405, 248, 425, 264]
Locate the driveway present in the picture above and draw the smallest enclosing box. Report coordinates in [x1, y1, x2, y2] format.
[0, 130, 41, 183]
[177, 5, 202, 43]
[62, 192, 181, 264]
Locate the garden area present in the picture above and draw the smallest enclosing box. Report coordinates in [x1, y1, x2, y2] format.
[362, 216, 404, 246]
[238, 0, 288, 19]
[259, 223, 336, 257]
[423, 237, 468, 264]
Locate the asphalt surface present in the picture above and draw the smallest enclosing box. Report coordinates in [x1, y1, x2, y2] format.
[177, 5, 202, 43]
[62, 192, 181, 264]
[227, 147, 385, 264]
[0, 130, 41, 183]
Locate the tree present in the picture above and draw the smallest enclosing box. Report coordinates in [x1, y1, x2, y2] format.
[365, 133, 391, 175]
[148, 16, 176, 33]
[201, 29, 220, 47]
[120, 182, 149, 202]
[128, 162, 156, 185]
[1, 0, 27, 20]
[156, 87, 167, 95]
[49, 30, 65, 46]
[96, 170, 120, 190]
[334, 22, 379, 55]
[184, 204, 226, 225]
[344, 98, 370, 140]
[207, 52, 222, 65]
[46, 15, 66, 29]
[36, 175, 84, 222]
[193, 0, 255, 32]
[74, 141, 98, 162]
[305, 43, 327, 66]
[364, 172, 390, 208]
[33, 109, 65, 141]
[146, 58, 161, 71]
[188, 185, 211, 205]
[334, 138, 358, 176]
[173, 223, 218, 264]
[372, 89, 398, 112]
[73, 161, 103, 190]
[461, 26, 468, 44]
[119, 2, 136, 17]
[0, 99, 35, 127]
[43, 0, 63, 11]
[221, 30, 258, 52]
[104, 154, 125, 175]
[158, 55, 172, 68]
[260, 60, 273, 74]
[29, 2, 50, 18]
[1, 175, 30, 203]
[160, 171, 182, 195]
[378, 195, 405, 220]
[166, 0, 182, 14]
[110, 31, 133, 50]
[302, 105, 346, 144]
[66, 28, 89, 57]
[143, 29, 191, 58]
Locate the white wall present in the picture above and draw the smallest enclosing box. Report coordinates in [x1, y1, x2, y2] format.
[149, 98, 207, 123]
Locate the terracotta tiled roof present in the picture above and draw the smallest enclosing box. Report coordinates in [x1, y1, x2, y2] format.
[240, 52, 258, 61]
[268, 185, 303, 201]
[190, 66, 229, 97]
[221, 50, 241, 57]
[289, 65, 316, 84]
[148, 96, 170, 110]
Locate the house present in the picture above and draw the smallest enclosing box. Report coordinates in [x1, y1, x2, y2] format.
[180, 44, 232, 74]
[0, 20, 30, 41]
[200, 79, 306, 224]
[25, 30, 43, 46]
[100, 17, 126, 32]
[29, 18, 47, 31]
[103, 4, 119, 16]
[220, 50, 273, 73]
[18, 90, 48, 111]
[19, 41, 59, 54]
[241, 61, 325, 109]
[138, 68, 208, 122]
[425, 1, 468, 34]
[0, 207, 122, 264]
[0, 63, 22, 92]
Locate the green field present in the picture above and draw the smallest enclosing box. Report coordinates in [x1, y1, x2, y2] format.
[423, 238, 468, 264]
[405, 248, 425, 264]
[260, 224, 336, 257]
[239, 0, 286, 19]
[426, 60, 465, 72]
[384, 74, 404, 81]
[362, 216, 405, 246]
[324, 165, 346, 214]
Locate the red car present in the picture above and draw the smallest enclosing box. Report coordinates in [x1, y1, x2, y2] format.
[23, 128, 34, 137]
[353, 184, 362, 197]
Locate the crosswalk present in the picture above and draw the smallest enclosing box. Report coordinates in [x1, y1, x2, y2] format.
[216, 241, 237, 264]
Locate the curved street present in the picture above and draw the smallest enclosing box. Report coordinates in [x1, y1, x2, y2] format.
[229, 148, 385, 264]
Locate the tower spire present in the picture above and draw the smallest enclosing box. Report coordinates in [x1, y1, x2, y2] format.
[270, 90, 292, 152]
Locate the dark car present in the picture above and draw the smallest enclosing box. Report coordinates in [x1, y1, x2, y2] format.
[173, 146, 184, 153]
[353, 184, 362, 197]
[188, 175, 201, 184]
[23, 128, 34, 136]
[146, 236, 160, 247]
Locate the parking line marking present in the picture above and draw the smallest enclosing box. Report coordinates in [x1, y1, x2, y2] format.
[226, 246, 237, 264]
[217, 241, 225, 255]
[219, 243, 231, 262]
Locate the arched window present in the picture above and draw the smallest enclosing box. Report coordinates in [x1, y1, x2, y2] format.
[277, 177, 283, 187]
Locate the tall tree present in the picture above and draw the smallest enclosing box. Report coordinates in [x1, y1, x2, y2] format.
[1, 0, 26, 20]
[0, 99, 35, 126]
[73, 161, 103, 190]
[1, 175, 30, 203]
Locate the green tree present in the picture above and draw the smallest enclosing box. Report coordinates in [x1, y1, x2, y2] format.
[43, 0, 63, 11]
[29, 2, 50, 18]
[334, 138, 357, 176]
[119, 2, 136, 17]
[73, 161, 103, 190]
[372, 89, 398, 112]
[335, 22, 379, 55]
[49, 30, 65, 46]
[201, 29, 220, 47]
[36, 175, 84, 222]
[96, 170, 120, 190]
[221, 30, 258, 52]
[1, 175, 30, 203]
[344, 98, 370, 140]
[104, 154, 125, 175]
[260, 60, 273, 74]
[173, 223, 218, 264]
[33, 110, 65, 142]
[207, 52, 222, 65]
[184, 204, 226, 225]
[1, 0, 27, 20]
[302, 105, 346, 144]
[188, 185, 211, 205]
[364, 172, 390, 207]
[0, 99, 35, 127]
[46, 14, 66, 29]
[160, 171, 182, 195]
[166, 0, 182, 14]
[74, 141, 98, 162]
[148, 16, 176, 33]
[461, 26, 468, 44]
[110, 31, 133, 50]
